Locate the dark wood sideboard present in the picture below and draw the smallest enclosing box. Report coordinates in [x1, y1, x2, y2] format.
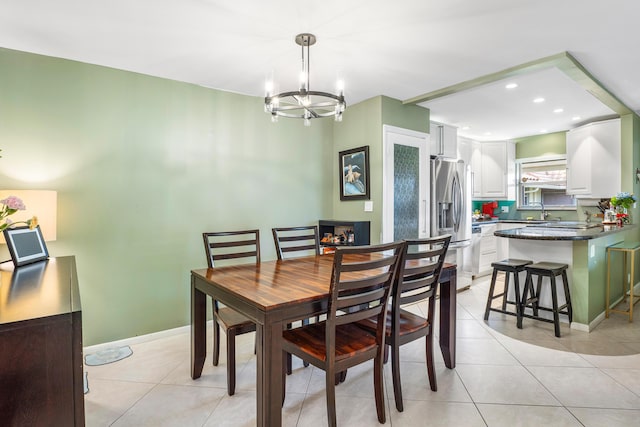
[0, 256, 84, 426]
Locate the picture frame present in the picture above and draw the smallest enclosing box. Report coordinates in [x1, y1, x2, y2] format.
[3, 225, 49, 267]
[339, 145, 370, 201]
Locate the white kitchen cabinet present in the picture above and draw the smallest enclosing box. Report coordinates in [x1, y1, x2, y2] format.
[478, 223, 498, 276]
[430, 121, 457, 158]
[471, 141, 483, 198]
[495, 222, 528, 261]
[566, 118, 620, 198]
[471, 141, 514, 199]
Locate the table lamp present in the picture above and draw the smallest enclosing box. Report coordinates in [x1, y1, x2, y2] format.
[0, 190, 57, 243]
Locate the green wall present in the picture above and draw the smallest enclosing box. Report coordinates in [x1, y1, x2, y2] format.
[332, 96, 429, 244]
[514, 131, 566, 159]
[0, 48, 334, 345]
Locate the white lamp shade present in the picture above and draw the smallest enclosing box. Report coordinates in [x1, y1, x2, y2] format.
[0, 190, 57, 242]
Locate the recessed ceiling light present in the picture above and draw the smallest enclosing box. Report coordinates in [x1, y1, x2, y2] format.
[484, 132, 492, 136]
[572, 116, 581, 121]
[462, 126, 470, 130]
[533, 97, 545, 103]
[553, 108, 564, 113]
[505, 83, 518, 89]
[540, 129, 548, 133]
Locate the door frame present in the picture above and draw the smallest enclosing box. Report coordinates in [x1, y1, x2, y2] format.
[382, 125, 430, 243]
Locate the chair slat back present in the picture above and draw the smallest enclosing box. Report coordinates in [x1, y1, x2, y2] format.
[203, 230, 261, 268]
[326, 241, 405, 341]
[272, 226, 320, 260]
[394, 235, 450, 309]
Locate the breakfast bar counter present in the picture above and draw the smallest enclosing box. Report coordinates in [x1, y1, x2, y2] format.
[495, 222, 638, 331]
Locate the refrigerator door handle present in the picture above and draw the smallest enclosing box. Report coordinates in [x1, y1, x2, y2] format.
[422, 199, 427, 235]
[452, 171, 462, 233]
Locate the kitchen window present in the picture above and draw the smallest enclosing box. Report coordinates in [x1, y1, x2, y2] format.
[517, 157, 576, 210]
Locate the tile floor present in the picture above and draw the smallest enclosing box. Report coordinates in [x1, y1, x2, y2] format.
[84, 275, 640, 426]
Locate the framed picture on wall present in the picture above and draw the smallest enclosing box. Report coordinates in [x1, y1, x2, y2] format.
[339, 146, 370, 201]
[3, 225, 49, 267]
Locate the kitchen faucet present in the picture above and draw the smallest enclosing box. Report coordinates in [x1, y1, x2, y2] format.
[532, 201, 549, 220]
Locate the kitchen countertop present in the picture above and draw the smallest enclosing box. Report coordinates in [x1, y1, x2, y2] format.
[494, 223, 634, 241]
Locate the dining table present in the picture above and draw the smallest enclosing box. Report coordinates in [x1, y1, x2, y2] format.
[191, 254, 457, 427]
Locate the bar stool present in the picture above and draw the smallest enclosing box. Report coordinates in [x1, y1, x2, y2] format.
[606, 241, 640, 322]
[521, 262, 572, 337]
[484, 259, 533, 328]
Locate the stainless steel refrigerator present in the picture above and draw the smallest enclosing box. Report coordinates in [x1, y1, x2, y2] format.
[431, 157, 472, 289]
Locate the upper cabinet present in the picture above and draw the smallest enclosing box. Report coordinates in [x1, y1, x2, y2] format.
[566, 118, 620, 198]
[471, 141, 515, 200]
[430, 121, 457, 158]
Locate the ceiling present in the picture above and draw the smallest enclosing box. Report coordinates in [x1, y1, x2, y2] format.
[1, 0, 638, 141]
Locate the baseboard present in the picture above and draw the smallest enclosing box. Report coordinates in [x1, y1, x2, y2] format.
[83, 321, 213, 354]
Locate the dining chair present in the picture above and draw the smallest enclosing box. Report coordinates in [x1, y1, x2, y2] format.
[202, 229, 259, 396]
[281, 241, 405, 427]
[272, 225, 321, 373]
[271, 225, 321, 260]
[357, 235, 450, 412]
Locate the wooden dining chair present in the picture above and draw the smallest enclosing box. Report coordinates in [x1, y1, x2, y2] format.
[281, 241, 405, 427]
[272, 225, 321, 373]
[202, 229, 259, 396]
[357, 235, 450, 412]
[271, 225, 321, 260]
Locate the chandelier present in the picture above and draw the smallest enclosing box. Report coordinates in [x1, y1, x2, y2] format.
[265, 33, 346, 126]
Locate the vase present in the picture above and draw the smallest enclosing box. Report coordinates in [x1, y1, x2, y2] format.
[616, 206, 630, 224]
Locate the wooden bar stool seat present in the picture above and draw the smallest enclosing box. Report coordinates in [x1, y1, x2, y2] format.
[606, 241, 640, 322]
[484, 259, 532, 328]
[521, 262, 572, 337]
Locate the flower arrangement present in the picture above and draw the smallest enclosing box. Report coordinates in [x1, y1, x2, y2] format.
[0, 196, 37, 232]
[610, 192, 636, 210]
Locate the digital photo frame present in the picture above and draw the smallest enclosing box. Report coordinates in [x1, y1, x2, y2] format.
[3, 225, 49, 267]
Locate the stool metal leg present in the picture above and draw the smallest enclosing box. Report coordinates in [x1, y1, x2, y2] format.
[623, 252, 629, 305]
[631, 250, 635, 322]
[606, 249, 612, 318]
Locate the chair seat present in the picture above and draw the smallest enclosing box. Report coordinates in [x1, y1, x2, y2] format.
[357, 308, 428, 337]
[217, 306, 256, 333]
[525, 262, 568, 276]
[282, 321, 378, 362]
[491, 259, 532, 271]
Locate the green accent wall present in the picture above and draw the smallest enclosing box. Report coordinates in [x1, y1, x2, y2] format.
[332, 96, 429, 244]
[0, 47, 334, 345]
[514, 131, 566, 159]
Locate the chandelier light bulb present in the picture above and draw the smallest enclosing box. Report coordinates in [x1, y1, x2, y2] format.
[263, 33, 346, 124]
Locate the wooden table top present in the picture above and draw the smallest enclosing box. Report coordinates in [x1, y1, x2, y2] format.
[192, 255, 456, 313]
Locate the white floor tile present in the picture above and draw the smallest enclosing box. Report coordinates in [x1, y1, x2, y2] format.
[528, 366, 640, 409]
[456, 364, 560, 406]
[111, 384, 225, 427]
[389, 401, 485, 426]
[83, 277, 640, 426]
[568, 407, 640, 427]
[477, 404, 583, 427]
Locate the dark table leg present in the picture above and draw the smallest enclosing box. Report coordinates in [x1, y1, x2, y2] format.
[256, 316, 284, 427]
[439, 267, 457, 369]
[191, 276, 207, 379]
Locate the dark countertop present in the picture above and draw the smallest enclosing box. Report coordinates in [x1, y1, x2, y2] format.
[473, 219, 546, 226]
[494, 224, 634, 241]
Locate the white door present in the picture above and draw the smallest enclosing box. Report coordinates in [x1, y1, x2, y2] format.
[382, 125, 429, 243]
